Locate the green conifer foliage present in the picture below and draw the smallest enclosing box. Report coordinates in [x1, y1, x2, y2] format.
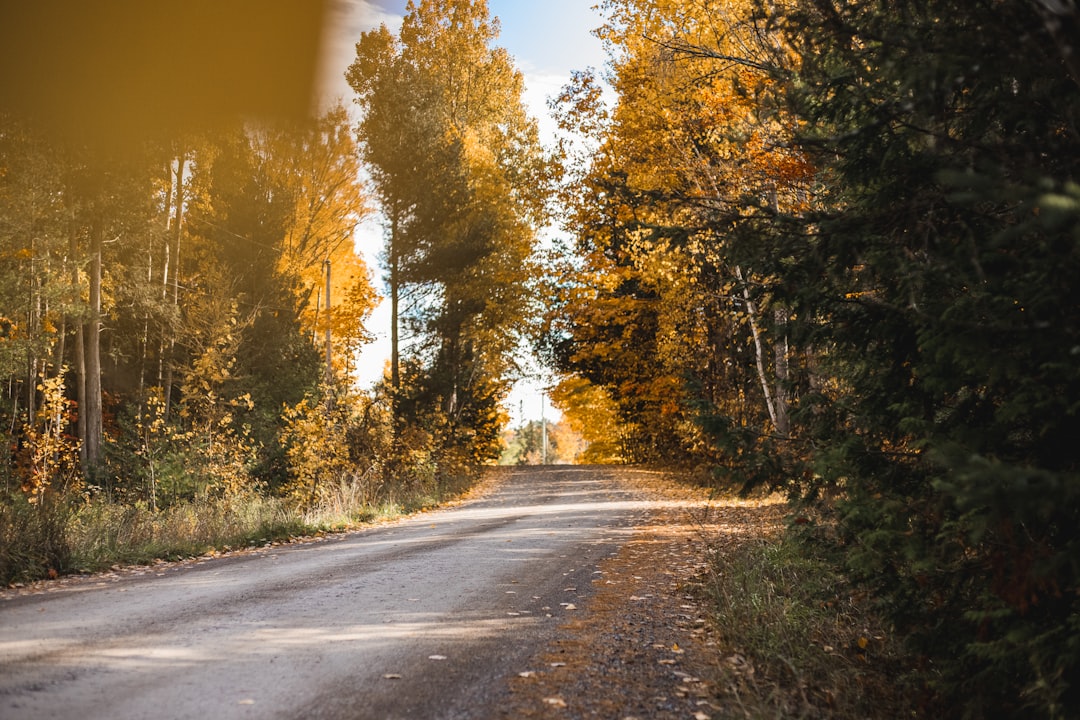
[777, 1, 1080, 714]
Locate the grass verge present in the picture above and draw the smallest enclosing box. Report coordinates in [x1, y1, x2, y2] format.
[2, 470, 485, 586]
[700, 514, 924, 718]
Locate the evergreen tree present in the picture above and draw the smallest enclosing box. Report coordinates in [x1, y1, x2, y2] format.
[774, 2, 1080, 714]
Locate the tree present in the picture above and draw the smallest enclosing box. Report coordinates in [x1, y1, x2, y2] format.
[264, 105, 376, 376]
[0, 119, 69, 426]
[543, 0, 811, 470]
[548, 375, 623, 464]
[769, 1, 1080, 714]
[548, 1, 1080, 711]
[348, 24, 433, 392]
[2, 77, 381, 513]
[179, 112, 375, 489]
[348, 0, 549, 468]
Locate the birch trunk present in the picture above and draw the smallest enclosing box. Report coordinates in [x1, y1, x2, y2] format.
[162, 154, 184, 420]
[736, 265, 790, 439]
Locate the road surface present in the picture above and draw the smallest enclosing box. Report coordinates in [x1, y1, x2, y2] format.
[0, 467, 665, 719]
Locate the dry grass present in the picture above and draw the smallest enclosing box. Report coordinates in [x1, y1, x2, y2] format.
[499, 468, 925, 720]
[700, 513, 923, 718]
[3, 468, 490, 585]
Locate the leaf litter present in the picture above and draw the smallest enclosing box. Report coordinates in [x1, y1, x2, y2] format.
[498, 468, 785, 719]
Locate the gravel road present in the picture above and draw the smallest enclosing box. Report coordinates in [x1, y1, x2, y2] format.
[0, 466, 666, 720]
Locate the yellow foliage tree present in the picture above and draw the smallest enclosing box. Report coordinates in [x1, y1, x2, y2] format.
[261, 105, 377, 381]
[549, 375, 624, 464]
[546, 0, 813, 463]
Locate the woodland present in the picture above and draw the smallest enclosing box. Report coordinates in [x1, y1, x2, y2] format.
[2, 0, 1079, 717]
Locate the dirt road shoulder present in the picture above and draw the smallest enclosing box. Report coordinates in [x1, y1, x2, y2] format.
[500, 470, 786, 720]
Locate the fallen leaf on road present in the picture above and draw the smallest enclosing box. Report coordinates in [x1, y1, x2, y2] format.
[550, 662, 566, 667]
[544, 697, 567, 708]
[518, 671, 536, 678]
[383, 674, 402, 680]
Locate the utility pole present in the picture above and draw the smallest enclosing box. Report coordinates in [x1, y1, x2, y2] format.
[541, 389, 547, 465]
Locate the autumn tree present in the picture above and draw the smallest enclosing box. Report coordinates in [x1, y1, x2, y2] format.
[173, 112, 374, 491]
[0, 119, 76, 491]
[548, 375, 623, 464]
[566, 0, 1080, 713]
[348, 0, 549, 472]
[263, 105, 376, 377]
[0, 120, 69, 429]
[543, 0, 810, 472]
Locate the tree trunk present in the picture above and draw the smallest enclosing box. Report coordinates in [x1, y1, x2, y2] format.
[772, 307, 791, 439]
[324, 258, 333, 384]
[766, 189, 791, 439]
[142, 162, 172, 407]
[162, 153, 185, 420]
[84, 222, 103, 475]
[68, 211, 88, 468]
[26, 243, 38, 423]
[736, 265, 789, 439]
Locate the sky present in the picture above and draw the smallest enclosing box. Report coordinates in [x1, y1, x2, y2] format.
[317, 0, 610, 425]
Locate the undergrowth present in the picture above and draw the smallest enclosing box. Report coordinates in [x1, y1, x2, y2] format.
[701, 515, 925, 719]
[1, 470, 483, 586]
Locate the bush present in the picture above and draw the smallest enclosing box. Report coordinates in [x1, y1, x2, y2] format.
[0, 491, 71, 584]
[703, 516, 922, 718]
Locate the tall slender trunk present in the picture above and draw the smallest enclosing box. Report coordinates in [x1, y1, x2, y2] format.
[162, 153, 184, 421]
[143, 162, 172, 408]
[66, 210, 88, 468]
[156, 162, 173, 392]
[84, 222, 103, 474]
[26, 240, 38, 423]
[54, 318, 66, 381]
[736, 265, 789, 439]
[773, 308, 791, 438]
[74, 321, 86, 466]
[766, 189, 791, 438]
